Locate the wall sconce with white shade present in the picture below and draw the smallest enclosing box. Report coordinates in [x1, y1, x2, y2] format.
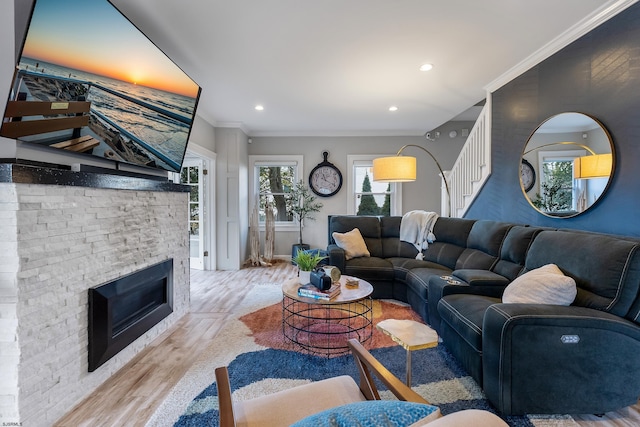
[372, 144, 451, 216]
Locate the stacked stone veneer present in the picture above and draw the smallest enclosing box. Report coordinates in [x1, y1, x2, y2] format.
[0, 182, 189, 426]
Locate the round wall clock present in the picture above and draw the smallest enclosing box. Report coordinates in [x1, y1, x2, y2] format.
[309, 151, 343, 197]
[521, 159, 536, 192]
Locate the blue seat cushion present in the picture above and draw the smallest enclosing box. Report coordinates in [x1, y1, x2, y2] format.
[344, 257, 394, 282]
[438, 294, 500, 353]
[291, 400, 440, 427]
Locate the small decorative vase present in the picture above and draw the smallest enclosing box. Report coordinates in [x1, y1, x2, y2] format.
[298, 270, 311, 284]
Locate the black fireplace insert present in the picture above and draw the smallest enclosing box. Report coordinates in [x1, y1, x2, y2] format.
[88, 259, 173, 371]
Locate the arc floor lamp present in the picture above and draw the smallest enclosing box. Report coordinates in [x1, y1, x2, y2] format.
[372, 144, 451, 216]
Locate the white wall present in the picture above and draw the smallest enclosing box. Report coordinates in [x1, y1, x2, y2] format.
[188, 115, 216, 153]
[248, 125, 471, 255]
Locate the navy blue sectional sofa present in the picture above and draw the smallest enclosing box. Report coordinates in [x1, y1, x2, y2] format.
[326, 215, 640, 415]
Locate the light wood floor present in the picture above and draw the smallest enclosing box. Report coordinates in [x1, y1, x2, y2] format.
[56, 263, 640, 427]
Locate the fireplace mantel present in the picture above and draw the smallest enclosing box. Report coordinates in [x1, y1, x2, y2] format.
[0, 161, 190, 192]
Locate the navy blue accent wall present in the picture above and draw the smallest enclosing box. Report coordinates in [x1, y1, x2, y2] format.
[466, 3, 640, 237]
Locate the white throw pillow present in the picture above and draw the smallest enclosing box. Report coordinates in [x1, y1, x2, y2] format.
[502, 264, 577, 305]
[332, 228, 370, 260]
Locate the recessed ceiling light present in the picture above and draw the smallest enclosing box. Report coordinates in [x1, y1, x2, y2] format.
[255, 105, 264, 111]
[389, 106, 398, 112]
[419, 63, 433, 72]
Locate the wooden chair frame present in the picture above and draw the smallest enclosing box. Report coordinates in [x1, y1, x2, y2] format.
[214, 338, 429, 427]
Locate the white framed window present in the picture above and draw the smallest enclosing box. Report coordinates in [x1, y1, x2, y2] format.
[249, 155, 303, 230]
[535, 150, 585, 213]
[347, 155, 402, 216]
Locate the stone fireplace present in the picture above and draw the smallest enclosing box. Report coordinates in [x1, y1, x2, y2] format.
[0, 162, 190, 426]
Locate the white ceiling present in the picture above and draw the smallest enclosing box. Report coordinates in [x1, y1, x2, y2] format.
[110, 0, 625, 137]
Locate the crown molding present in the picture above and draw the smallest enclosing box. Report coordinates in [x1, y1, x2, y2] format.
[211, 120, 429, 138]
[485, 0, 639, 93]
[215, 121, 251, 135]
[247, 129, 428, 138]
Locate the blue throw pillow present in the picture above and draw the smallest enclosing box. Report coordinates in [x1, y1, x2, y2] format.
[290, 400, 439, 427]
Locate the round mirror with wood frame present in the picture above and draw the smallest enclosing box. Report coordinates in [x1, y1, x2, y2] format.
[520, 112, 614, 218]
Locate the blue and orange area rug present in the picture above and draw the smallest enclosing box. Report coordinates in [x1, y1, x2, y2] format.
[146, 283, 577, 427]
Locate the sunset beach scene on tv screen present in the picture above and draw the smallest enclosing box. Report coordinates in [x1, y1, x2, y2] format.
[1, 0, 201, 172]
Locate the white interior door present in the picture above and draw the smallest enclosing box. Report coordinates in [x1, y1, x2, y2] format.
[181, 159, 205, 269]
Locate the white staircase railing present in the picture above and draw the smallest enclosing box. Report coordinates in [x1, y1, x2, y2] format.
[445, 99, 492, 218]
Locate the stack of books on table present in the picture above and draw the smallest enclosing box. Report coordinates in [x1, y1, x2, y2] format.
[298, 283, 341, 300]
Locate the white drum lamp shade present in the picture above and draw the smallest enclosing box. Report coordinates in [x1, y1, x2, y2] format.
[372, 156, 417, 182]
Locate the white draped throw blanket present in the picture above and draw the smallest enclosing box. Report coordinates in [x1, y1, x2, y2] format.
[400, 210, 439, 259]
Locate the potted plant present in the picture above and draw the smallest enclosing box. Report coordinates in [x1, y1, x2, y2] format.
[286, 180, 323, 258]
[292, 250, 327, 283]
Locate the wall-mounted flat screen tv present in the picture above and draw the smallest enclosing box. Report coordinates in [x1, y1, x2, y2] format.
[1, 0, 201, 173]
